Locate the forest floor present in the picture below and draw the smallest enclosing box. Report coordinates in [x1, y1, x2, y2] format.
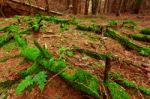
[0, 14, 150, 99]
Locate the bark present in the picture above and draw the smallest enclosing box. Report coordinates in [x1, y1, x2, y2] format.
[92, 0, 99, 15]
[103, 0, 108, 14]
[45, 0, 49, 14]
[134, 0, 143, 13]
[85, 0, 89, 15]
[116, 0, 123, 16]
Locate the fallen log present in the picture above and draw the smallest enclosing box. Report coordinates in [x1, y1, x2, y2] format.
[7, 0, 63, 16]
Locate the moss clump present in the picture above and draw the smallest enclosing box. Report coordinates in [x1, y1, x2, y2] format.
[109, 20, 118, 27]
[20, 29, 31, 35]
[123, 20, 136, 26]
[138, 86, 150, 95]
[14, 34, 27, 48]
[42, 16, 69, 24]
[77, 24, 101, 33]
[111, 72, 150, 96]
[105, 28, 150, 56]
[140, 28, 150, 35]
[61, 68, 100, 99]
[128, 33, 150, 42]
[104, 81, 130, 99]
[21, 48, 41, 61]
[2, 40, 19, 52]
[0, 33, 13, 47]
[74, 47, 108, 60]
[0, 26, 9, 31]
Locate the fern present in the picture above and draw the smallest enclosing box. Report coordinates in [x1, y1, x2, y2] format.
[33, 71, 47, 91]
[20, 62, 41, 77]
[60, 23, 68, 32]
[16, 76, 34, 95]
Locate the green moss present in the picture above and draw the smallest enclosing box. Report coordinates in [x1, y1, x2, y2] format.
[104, 81, 130, 99]
[0, 26, 9, 31]
[105, 28, 150, 56]
[20, 62, 41, 77]
[109, 20, 118, 27]
[42, 16, 69, 24]
[14, 34, 27, 48]
[123, 20, 136, 26]
[140, 28, 150, 35]
[128, 33, 150, 42]
[20, 29, 31, 35]
[74, 47, 108, 60]
[2, 40, 19, 52]
[61, 68, 100, 99]
[21, 48, 41, 61]
[111, 72, 150, 96]
[77, 24, 101, 33]
[0, 33, 13, 47]
[7, 25, 19, 33]
[138, 86, 150, 95]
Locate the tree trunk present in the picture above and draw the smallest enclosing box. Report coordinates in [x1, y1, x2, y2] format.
[103, 0, 108, 14]
[45, 0, 49, 14]
[85, 0, 89, 15]
[73, 0, 78, 14]
[116, 0, 123, 16]
[92, 0, 99, 15]
[134, 0, 143, 14]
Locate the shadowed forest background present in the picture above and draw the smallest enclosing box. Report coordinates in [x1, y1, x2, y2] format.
[0, 0, 150, 17]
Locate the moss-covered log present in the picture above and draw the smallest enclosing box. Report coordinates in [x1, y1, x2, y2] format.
[20, 42, 101, 99]
[140, 28, 150, 35]
[104, 81, 130, 99]
[39, 59, 101, 99]
[73, 48, 108, 60]
[111, 73, 150, 96]
[0, 33, 14, 47]
[76, 24, 102, 33]
[128, 33, 150, 42]
[42, 16, 69, 24]
[105, 28, 150, 56]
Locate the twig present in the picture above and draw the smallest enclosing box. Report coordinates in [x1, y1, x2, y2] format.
[47, 67, 69, 84]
